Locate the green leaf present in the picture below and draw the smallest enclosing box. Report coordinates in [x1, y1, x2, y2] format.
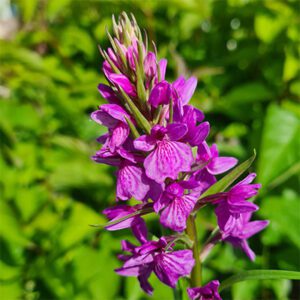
[197, 150, 256, 201]
[220, 270, 300, 291]
[259, 191, 300, 249]
[257, 104, 300, 188]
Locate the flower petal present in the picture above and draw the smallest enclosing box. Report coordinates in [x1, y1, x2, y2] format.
[117, 164, 150, 201]
[91, 110, 118, 128]
[144, 140, 193, 183]
[196, 142, 211, 164]
[109, 73, 136, 97]
[159, 59, 167, 80]
[181, 76, 197, 105]
[148, 81, 171, 108]
[138, 265, 154, 295]
[134, 135, 156, 152]
[103, 205, 135, 231]
[187, 280, 221, 300]
[160, 195, 196, 231]
[144, 52, 157, 78]
[108, 123, 130, 151]
[207, 156, 238, 175]
[189, 122, 210, 146]
[98, 83, 120, 104]
[240, 220, 269, 239]
[167, 123, 188, 141]
[132, 218, 148, 244]
[154, 250, 194, 288]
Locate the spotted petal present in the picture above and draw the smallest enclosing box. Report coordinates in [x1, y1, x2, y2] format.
[144, 140, 193, 183]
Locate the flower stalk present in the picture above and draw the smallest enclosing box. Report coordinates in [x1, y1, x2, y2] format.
[186, 215, 202, 287]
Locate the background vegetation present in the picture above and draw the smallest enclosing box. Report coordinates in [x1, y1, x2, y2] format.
[0, 0, 299, 299]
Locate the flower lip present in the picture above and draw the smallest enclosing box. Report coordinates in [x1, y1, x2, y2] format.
[166, 182, 185, 197]
[150, 125, 168, 140]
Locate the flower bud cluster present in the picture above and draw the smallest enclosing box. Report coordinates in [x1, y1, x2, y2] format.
[91, 13, 269, 299]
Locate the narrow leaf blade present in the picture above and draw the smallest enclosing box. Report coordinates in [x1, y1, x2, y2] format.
[220, 270, 300, 291]
[200, 150, 256, 199]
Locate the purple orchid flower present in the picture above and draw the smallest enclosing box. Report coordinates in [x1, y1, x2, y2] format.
[103, 204, 148, 243]
[91, 14, 270, 297]
[108, 73, 137, 97]
[144, 52, 167, 87]
[134, 124, 194, 183]
[148, 80, 172, 108]
[172, 104, 210, 147]
[214, 173, 269, 260]
[97, 84, 120, 104]
[91, 104, 131, 152]
[93, 148, 151, 201]
[154, 181, 197, 232]
[217, 207, 269, 261]
[116, 236, 195, 295]
[196, 142, 238, 175]
[172, 75, 198, 106]
[187, 280, 222, 300]
[214, 173, 261, 214]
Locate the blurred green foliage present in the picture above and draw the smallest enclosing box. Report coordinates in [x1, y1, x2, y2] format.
[0, 0, 299, 299]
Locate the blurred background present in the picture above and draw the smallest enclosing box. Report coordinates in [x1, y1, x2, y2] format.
[0, 0, 299, 299]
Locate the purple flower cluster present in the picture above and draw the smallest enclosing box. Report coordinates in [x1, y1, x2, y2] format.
[91, 13, 269, 299]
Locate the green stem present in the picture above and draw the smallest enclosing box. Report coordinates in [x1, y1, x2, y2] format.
[186, 215, 202, 287]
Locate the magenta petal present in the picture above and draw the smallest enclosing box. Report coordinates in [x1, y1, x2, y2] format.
[191, 169, 216, 197]
[109, 73, 136, 97]
[160, 195, 196, 231]
[159, 59, 167, 80]
[100, 104, 129, 122]
[187, 280, 221, 300]
[92, 104, 129, 128]
[146, 180, 164, 202]
[115, 265, 140, 277]
[121, 240, 136, 253]
[103, 61, 113, 78]
[153, 193, 172, 213]
[116, 164, 150, 201]
[230, 184, 261, 200]
[126, 46, 136, 70]
[235, 173, 256, 186]
[134, 135, 156, 151]
[194, 107, 205, 122]
[240, 220, 269, 239]
[117, 148, 137, 163]
[154, 250, 194, 288]
[228, 201, 259, 214]
[98, 84, 120, 104]
[108, 123, 129, 151]
[172, 76, 185, 92]
[189, 122, 210, 146]
[97, 133, 109, 144]
[116, 254, 154, 276]
[240, 239, 256, 261]
[207, 157, 238, 175]
[167, 123, 188, 141]
[132, 218, 148, 244]
[138, 265, 154, 295]
[148, 81, 171, 108]
[144, 140, 193, 183]
[210, 143, 219, 158]
[197, 142, 211, 164]
[103, 205, 135, 231]
[144, 52, 157, 78]
[181, 76, 197, 105]
[91, 110, 118, 128]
